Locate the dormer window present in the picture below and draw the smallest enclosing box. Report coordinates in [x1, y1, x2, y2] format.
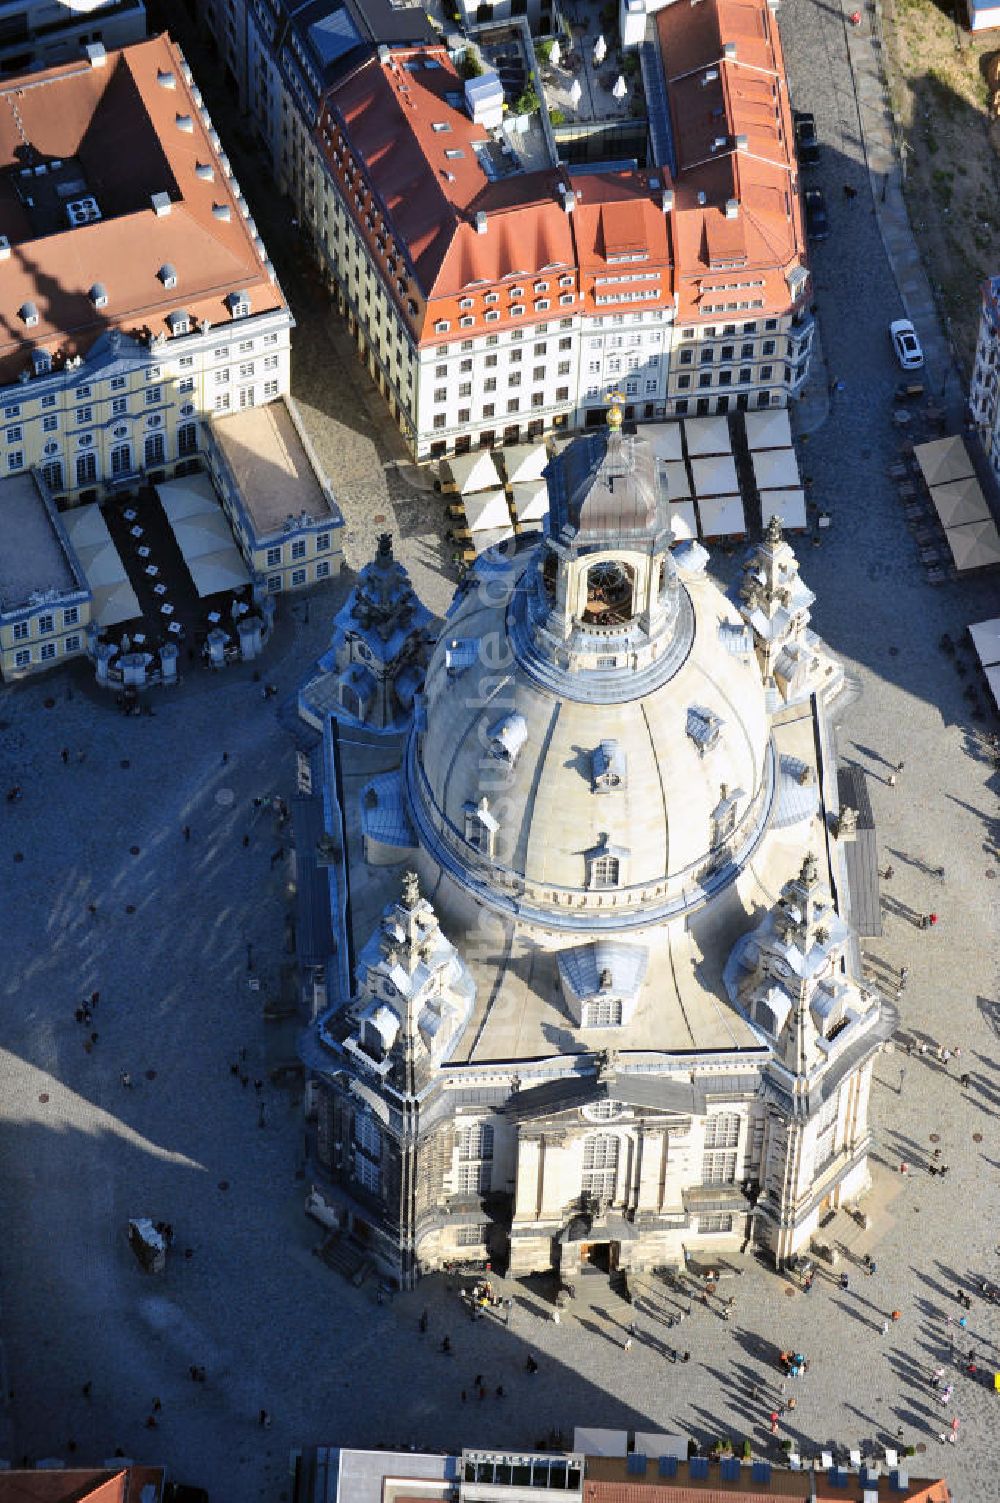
[227, 290, 251, 319]
[32, 350, 52, 376]
[19, 302, 39, 328]
[686, 705, 723, 755]
[487, 712, 527, 766]
[89, 283, 108, 309]
[592, 739, 626, 793]
[587, 835, 627, 890]
[711, 783, 742, 848]
[463, 796, 498, 857]
[158, 263, 178, 290]
[167, 310, 190, 336]
[582, 996, 623, 1028]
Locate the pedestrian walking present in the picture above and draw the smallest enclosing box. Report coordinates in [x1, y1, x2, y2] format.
[182, 825, 191, 842]
[887, 773, 897, 787]
[896, 760, 905, 774]
[623, 1335, 633, 1352]
[881, 1319, 890, 1336]
[899, 1161, 909, 1176]
[258, 1409, 271, 1428]
[770, 1411, 779, 1435]
[959, 1072, 971, 1088]
[883, 865, 894, 880]
[899, 965, 910, 986]
[82, 1382, 92, 1399]
[929, 912, 939, 926]
[222, 751, 229, 765]
[840, 1273, 850, 1290]
[120, 1071, 132, 1088]
[151, 1398, 162, 1414]
[60, 747, 69, 765]
[891, 1309, 901, 1323]
[242, 833, 251, 848]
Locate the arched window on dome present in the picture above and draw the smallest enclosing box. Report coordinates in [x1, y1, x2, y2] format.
[464, 796, 498, 858]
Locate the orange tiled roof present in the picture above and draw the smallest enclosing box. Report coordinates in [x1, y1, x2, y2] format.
[320, 0, 806, 346]
[0, 1465, 163, 1503]
[584, 1463, 951, 1503]
[0, 34, 283, 383]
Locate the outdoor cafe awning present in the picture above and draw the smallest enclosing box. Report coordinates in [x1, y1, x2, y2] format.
[929, 476, 990, 529]
[463, 488, 510, 532]
[444, 450, 502, 495]
[667, 498, 697, 541]
[760, 488, 808, 530]
[752, 447, 800, 490]
[744, 409, 793, 450]
[914, 435, 974, 488]
[157, 477, 249, 600]
[944, 517, 1000, 572]
[62, 503, 140, 627]
[683, 416, 731, 457]
[697, 495, 746, 538]
[645, 422, 684, 461]
[691, 453, 739, 497]
[509, 479, 549, 524]
[501, 442, 548, 485]
[968, 617, 1000, 667]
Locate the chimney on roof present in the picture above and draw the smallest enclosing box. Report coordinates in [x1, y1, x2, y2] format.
[701, 67, 718, 85]
[378, 44, 390, 63]
[563, 190, 576, 215]
[151, 192, 172, 217]
[0, 235, 9, 261]
[697, 191, 707, 207]
[195, 162, 215, 181]
[157, 69, 176, 89]
[175, 113, 195, 134]
[84, 41, 106, 68]
[723, 41, 737, 59]
[735, 132, 748, 151]
[213, 203, 232, 222]
[711, 136, 727, 152]
[89, 282, 108, 309]
[661, 189, 674, 213]
[725, 198, 739, 219]
[475, 211, 488, 235]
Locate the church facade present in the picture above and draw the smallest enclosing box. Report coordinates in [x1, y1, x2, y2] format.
[295, 416, 893, 1287]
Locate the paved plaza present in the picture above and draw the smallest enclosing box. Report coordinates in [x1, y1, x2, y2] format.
[0, 3, 997, 1500]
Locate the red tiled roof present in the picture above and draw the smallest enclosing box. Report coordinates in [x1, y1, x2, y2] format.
[584, 1464, 951, 1503]
[0, 35, 283, 382]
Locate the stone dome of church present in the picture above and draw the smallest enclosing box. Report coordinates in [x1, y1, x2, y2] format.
[406, 426, 774, 932]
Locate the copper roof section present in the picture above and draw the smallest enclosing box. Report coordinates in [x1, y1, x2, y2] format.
[0, 35, 283, 383]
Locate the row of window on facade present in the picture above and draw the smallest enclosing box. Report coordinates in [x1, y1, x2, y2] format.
[347, 1112, 750, 1201]
[11, 632, 83, 670]
[37, 428, 198, 490]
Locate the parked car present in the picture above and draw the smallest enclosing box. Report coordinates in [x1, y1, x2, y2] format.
[793, 110, 820, 165]
[804, 188, 829, 241]
[890, 317, 924, 369]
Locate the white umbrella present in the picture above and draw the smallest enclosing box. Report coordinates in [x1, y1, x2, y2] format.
[549, 37, 561, 67]
[569, 77, 582, 107]
[593, 34, 606, 64]
[612, 74, 627, 101]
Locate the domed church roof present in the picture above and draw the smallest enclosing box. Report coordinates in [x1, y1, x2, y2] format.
[405, 419, 775, 934]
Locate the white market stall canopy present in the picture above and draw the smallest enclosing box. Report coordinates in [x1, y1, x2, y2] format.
[644, 422, 684, 461]
[690, 453, 739, 498]
[969, 616, 1000, 667]
[470, 523, 514, 554]
[760, 487, 808, 531]
[661, 460, 691, 500]
[752, 447, 800, 490]
[444, 450, 502, 494]
[986, 663, 1000, 711]
[697, 494, 746, 538]
[509, 479, 549, 525]
[501, 442, 548, 485]
[667, 498, 697, 541]
[157, 476, 249, 600]
[929, 476, 990, 530]
[744, 408, 793, 450]
[511, 486, 550, 529]
[944, 517, 1000, 572]
[914, 435, 974, 488]
[463, 488, 510, 532]
[683, 415, 731, 457]
[62, 503, 140, 627]
[573, 1429, 628, 1458]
